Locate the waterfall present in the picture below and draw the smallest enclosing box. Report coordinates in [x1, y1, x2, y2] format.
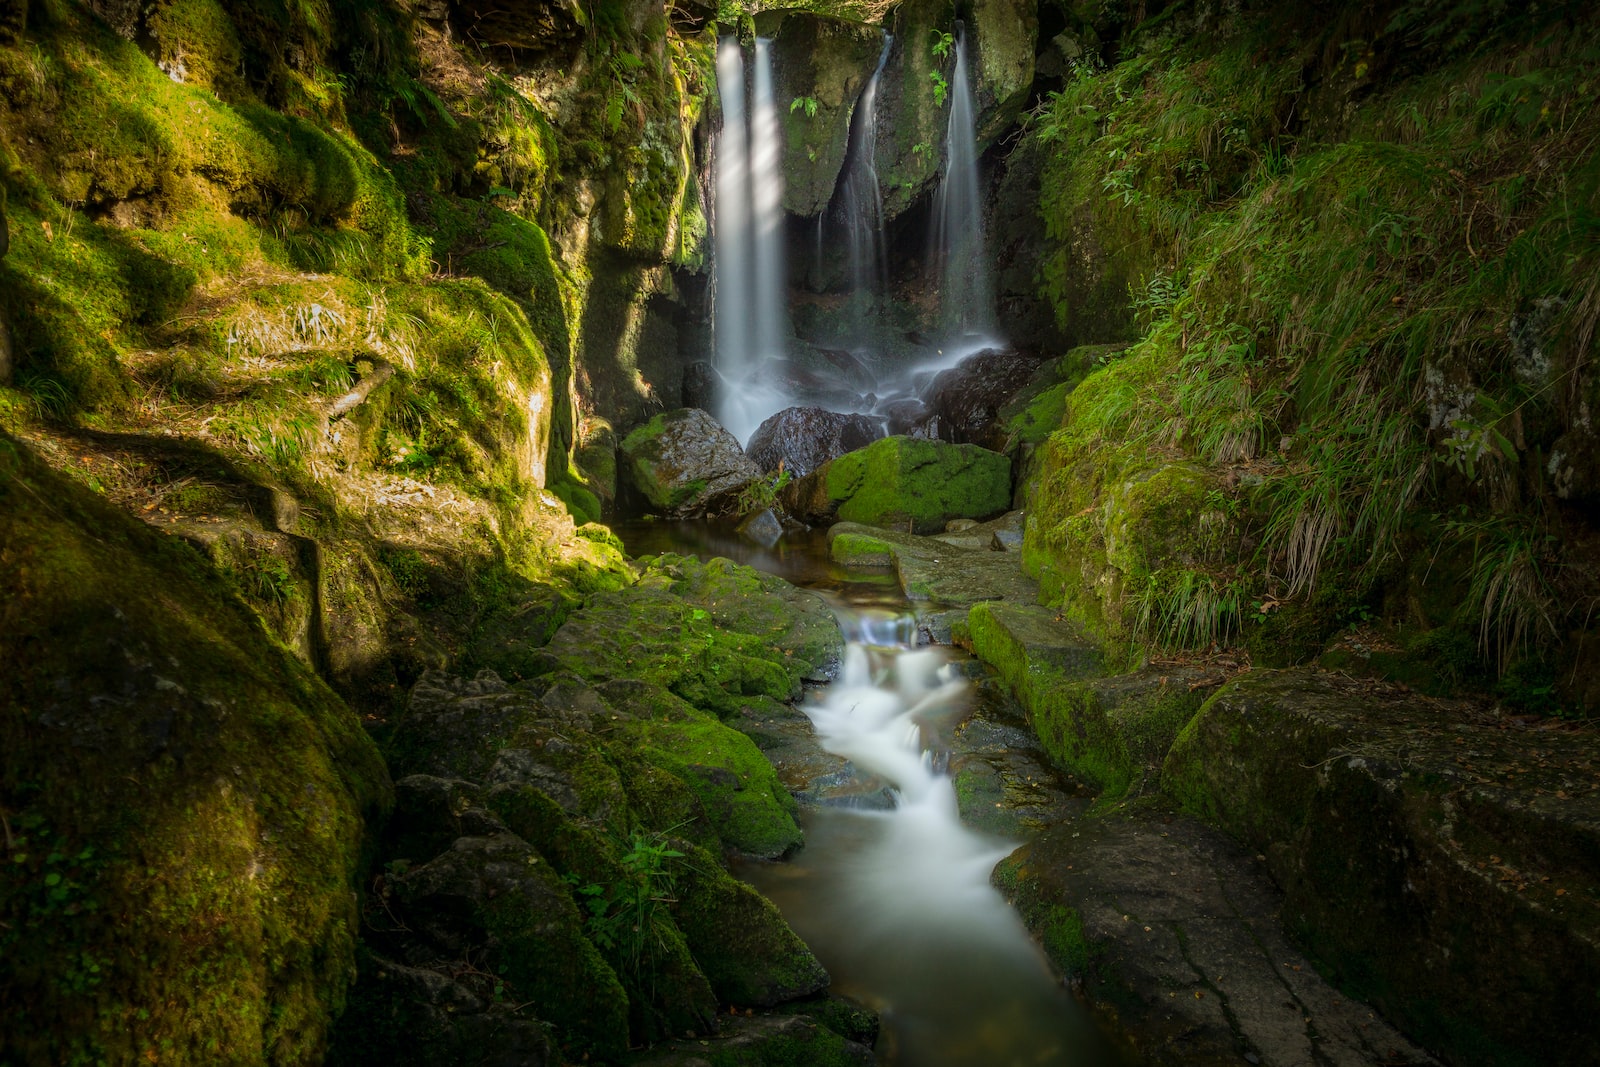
[712, 36, 789, 446]
[929, 23, 996, 346]
[837, 34, 893, 344]
[713, 37, 750, 392]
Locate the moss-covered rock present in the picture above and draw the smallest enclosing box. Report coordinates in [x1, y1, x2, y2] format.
[0, 432, 391, 1066]
[788, 435, 1011, 534]
[394, 832, 632, 1059]
[621, 408, 763, 517]
[672, 842, 830, 1005]
[1163, 668, 1600, 1067]
[969, 0, 1038, 143]
[544, 554, 842, 715]
[617, 701, 805, 859]
[970, 600, 1221, 799]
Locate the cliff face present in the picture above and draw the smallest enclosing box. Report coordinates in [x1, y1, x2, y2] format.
[0, 1, 707, 1060]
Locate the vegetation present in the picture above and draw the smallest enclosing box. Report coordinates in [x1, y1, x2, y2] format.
[1021, 3, 1600, 712]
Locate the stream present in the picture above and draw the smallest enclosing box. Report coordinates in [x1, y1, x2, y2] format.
[619, 521, 1121, 1066]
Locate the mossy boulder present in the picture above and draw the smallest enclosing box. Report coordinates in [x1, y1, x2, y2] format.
[756, 9, 887, 218]
[787, 435, 1011, 534]
[672, 842, 830, 1006]
[621, 408, 764, 517]
[0, 432, 391, 1066]
[393, 833, 633, 1059]
[1163, 668, 1600, 1067]
[1022, 358, 1234, 651]
[620, 708, 804, 859]
[874, 0, 950, 217]
[544, 554, 843, 714]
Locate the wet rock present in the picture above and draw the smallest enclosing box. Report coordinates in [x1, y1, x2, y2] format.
[620, 407, 763, 517]
[921, 348, 1044, 448]
[784, 435, 1011, 534]
[877, 396, 935, 437]
[745, 406, 885, 478]
[737, 506, 784, 547]
[1163, 668, 1600, 1067]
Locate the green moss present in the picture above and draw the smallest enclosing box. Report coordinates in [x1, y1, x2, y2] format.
[623, 711, 802, 858]
[671, 842, 829, 1006]
[829, 531, 895, 567]
[822, 436, 1011, 534]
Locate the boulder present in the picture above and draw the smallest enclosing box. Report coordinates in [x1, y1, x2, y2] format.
[920, 347, 1043, 447]
[745, 405, 885, 477]
[620, 407, 763, 517]
[785, 435, 1011, 534]
[1163, 668, 1600, 1067]
[756, 10, 887, 218]
[394, 833, 634, 1058]
[0, 433, 391, 1066]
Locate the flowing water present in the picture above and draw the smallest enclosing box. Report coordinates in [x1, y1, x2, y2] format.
[713, 36, 791, 446]
[929, 23, 996, 345]
[619, 521, 1120, 1066]
[836, 34, 894, 346]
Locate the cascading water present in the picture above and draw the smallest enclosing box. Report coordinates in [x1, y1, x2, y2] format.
[743, 605, 1114, 1067]
[836, 34, 893, 345]
[929, 23, 997, 351]
[713, 37, 751, 390]
[712, 36, 790, 446]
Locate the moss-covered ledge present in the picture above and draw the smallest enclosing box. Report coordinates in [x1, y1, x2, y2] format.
[966, 601, 1217, 801]
[1163, 667, 1600, 1067]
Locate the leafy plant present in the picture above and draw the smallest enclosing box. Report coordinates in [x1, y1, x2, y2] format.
[789, 95, 818, 118]
[734, 468, 791, 515]
[928, 29, 953, 108]
[567, 831, 685, 982]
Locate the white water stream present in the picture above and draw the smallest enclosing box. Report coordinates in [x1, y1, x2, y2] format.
[713, 36, 792, 446]
[743, 606, 1114, 1067]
